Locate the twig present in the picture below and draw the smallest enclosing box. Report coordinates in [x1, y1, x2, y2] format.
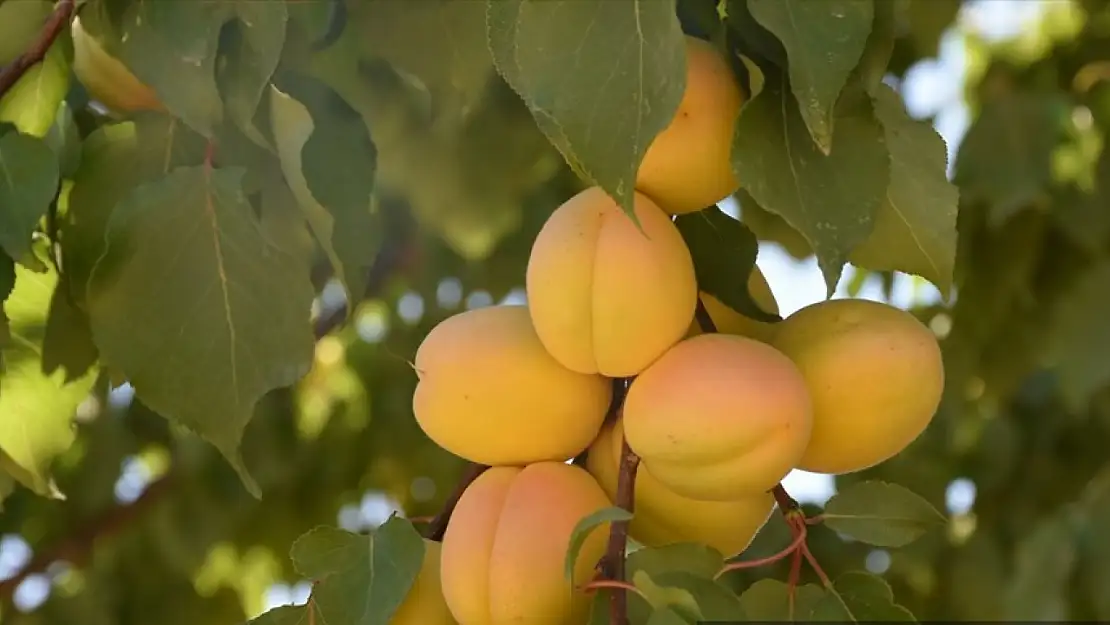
[716, 522, 808, 576]
[423, 462, 489, 541]
[772, 483, 800, 514]
[0, 0, 75, 98]
[606, 436, 639, 625]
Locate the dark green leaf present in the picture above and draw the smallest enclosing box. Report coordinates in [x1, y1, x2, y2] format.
[1046, 261, 1110, 410]
[270, 73, 378, 303]
[0, 130, 60, 263]
[85, 165, 315, 498]
[738, 579, 826, 621]
[732, 73, 888, 294]
[723, 0, 787, 67]
[849, 83, 959, 298]
[747, 0, 874, 153]
[810, 571, 916, 620]
[219, 0, 287, 146]
[289, 517, 425, 625]
[41, 273, 99, 383]
[566, 506, 632, 580]
[1003, 512, 1078, 620]
[675, 206, 780, 322]
[487, 0, 687, 218]
[822, 480, 946, 547]
[626, 542, 727, 581]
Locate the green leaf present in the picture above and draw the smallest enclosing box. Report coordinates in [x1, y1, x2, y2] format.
[631, 570, 702, 620]
[487, 0, 687, 218]
[0, 130, 60, 264]
[85, 165, 315, 498]
[854, 0, 901, 92]
[626, 542, 727, 581]
[822, 480, 946, 548]
[218, 0, 288, 147]
[645, 607, 694, 625]
[848, 83, 959, 298]
[269, 74, 379, 304]
[738, 578, 826, 621]
[41, 273, 99, 383]
[674, 206, 781, 322]
[0, 252, 14, 334]
[810, 571, 916, 620]
[954, 91, 1068, 226]
[651, 571, 745, 621]
[246, 604, 320, 625]
[289, 517, 426, 625]
[747, 0, 874, 153]
[1046, 261, 1110, 410]
[565, 505, 632, 580]
[42, 102, 83, 179]
[1003, 511, 1078, 620]
[0, 0, 54, 64]
[0, 34, 70, 138]
[723, 0, 787, 68]
[0, 265, 98, 498]
[731, 73, 888, 294]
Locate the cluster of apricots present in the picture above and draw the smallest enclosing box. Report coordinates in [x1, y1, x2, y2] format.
[402, 36, 946, 625]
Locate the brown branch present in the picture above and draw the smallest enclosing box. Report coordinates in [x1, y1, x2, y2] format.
[606, 436, 639, 625]
[694, 296, 718, 334]
[0, 0, 75, 98]
[423, 462, 489, 542]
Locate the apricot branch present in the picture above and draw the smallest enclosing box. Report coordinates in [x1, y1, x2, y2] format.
[606, 435, 640, 625]
[0, 0, 74, 97]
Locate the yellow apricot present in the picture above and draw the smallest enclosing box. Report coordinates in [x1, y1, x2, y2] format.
[688, 266, 780, 342]
[72, 17, 164, 114]
[440, 462, 612, 625]
[526, 186, 697, 377]
[586, 417, 774, 557]
[392, 539, 456, 625]
[635, 36, 744, 215]
[771, 298, 944, 475]
[623, 334, 813, 501]
[412, 305, 611, 466]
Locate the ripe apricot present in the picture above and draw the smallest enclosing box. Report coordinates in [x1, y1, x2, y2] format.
[440, 462, 612, 625]
[636, 36, 744, 215]
[71, 17, 164, 114]
[622, 334, 813, 501]
[412, 305, 611, 466]
[771, 298, 944, 475]
[392, 539, 456, 625]
[526, 186, 697, 377]
[688, 266, 780, 342]
[586, 418, 774, 557]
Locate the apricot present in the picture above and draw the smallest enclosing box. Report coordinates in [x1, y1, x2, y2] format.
[635, 36, 744, 215]
[688, 266, 780, 342]
[412, 305, 611, 466]
[392, 539, 456, 625]
[71, 17, 164, 114]
[526, 186, 697, 377]
[586, 418, 775, 557]
[440, 462, 612, 625]
[622, 334, 813, 501]
[770, 298, 944, 475]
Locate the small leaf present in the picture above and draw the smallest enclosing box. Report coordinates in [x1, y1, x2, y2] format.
[626, 542, 726, 581]
[565, 506, 631, 580]
[738, 578, 826, 621]
[289, 517, 426, 625]
[810, 571, 916, 620]
[1045, 261, 1110, 410]
[0, 130, 60, 264]
[218, 0, 288, 146]
[487, 0, 687, 218]
[822, 480, 946, 548]
[849, 83, 959, 299]
[675, 206, 780, 322]
[747, 0, 874, 153]
[85, 165, 315, 498]
[732, 73, 888, 294]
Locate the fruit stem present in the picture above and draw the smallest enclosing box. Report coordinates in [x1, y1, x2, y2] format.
[772, 483, 800, 513]
[424, 462, 488, 541]
[0, 0, 74, 97]
[605, 435, 640, 625]
[715, 521, 808, 576]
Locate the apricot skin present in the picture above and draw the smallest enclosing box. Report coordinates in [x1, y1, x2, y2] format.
[440, 462, 612, 625]
[526, 186, 697, 377]
[72, 18, 164, 114]
[587, 417, 775, 557]
[412, 305, 611, 466]
[392, 539, 456, 625]
[636, 36, 744, 215]
[622, 334, 813, 501]
[770, 298, 945, 475]
[688, 266, 780, 342]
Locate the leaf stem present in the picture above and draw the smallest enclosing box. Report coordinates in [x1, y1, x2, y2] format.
[716, 521, 808, 576]
[0, 0, 74, 98]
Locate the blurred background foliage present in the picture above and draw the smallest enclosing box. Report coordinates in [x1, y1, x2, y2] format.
[3, 0, 1110, 623]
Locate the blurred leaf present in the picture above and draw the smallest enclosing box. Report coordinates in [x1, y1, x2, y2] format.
[626, 542, 727, 581]
[289, 517, 425, 625]
[849, 83, 959, 298]
[747, 0, 874, 153]
[732, 73, 888, 294]
[822, 480, 946, 547]
[487, 0, 687, 218]
[0, 0, 53, 64]
[0, 34, 70, 138]
[675, 207, 781, 322]
[1046, 261, 1110, 410]
[906, 0, 960, 57]
[269, 74, 379, 303]
[1078, 469, 1110, 619]
[218, 0, 287, 147]
[0, 130, 60, 265]
[810, 571, 916, 620]
[85, 165, 315, 498]
[738, 579, 826, 620]
[566, 506, 632, 580]
[1003, 511, 1078, 620]
[645, 607, 693, 625]
[41, 273, 99, 382]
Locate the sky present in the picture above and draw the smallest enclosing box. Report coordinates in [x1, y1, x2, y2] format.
[0, 0, 1053, 615]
